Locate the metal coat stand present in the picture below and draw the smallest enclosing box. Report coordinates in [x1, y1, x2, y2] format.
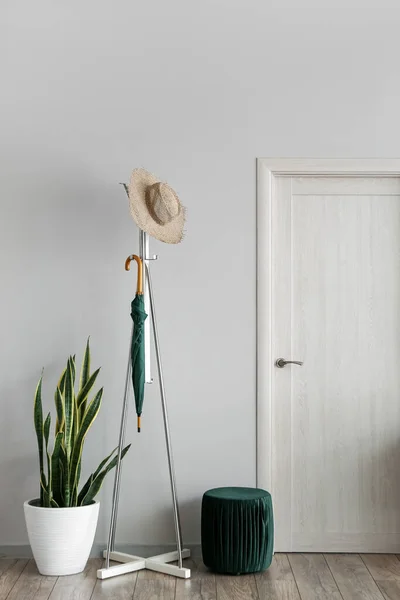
[97, 213, 190, 580]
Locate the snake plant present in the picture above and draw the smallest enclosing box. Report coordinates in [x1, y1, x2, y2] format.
[34, 339, 130, 507]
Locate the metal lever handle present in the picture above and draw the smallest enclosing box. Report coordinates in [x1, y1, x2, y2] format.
[275, 358, 304, 368]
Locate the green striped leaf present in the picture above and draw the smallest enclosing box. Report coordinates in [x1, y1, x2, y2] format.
[77, 368, 100, 410]
[79, 338, 91, 392]
[71, 355, 76, 384]
[50, 498, 60, 508]
[69, 389, 103, 496]
[60, 444, 70, 506]
[81, 444, 131, 506]
[73, 390, 79, 439]
[51, 432, 63, 506]
[64, 358, 74, 461]
[70, 486, 78, 507]
[70, 457, 82, 506]
[71, 355, 79, 438]
[77, 459, 81, 487]
[43, 413, 51, 500]
[40, 472, 49, 507]
[54, 387, 64, 434]
[59, 445, 66, 506]
[77, 474, 94, 506]
[43, 413, 51, 448]
[77, 446, 117, 506]
[57, 367, 67, 394]
[34, 374, 44, 505]
[92, 447, 118, 480]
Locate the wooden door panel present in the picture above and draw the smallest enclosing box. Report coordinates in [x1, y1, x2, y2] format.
[272, 176, 400, 551]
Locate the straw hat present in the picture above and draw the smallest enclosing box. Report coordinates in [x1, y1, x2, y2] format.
[128, 168, 185, 244]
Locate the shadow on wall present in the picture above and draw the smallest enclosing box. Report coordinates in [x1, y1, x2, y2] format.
[179, 496, 202, 545]
[124, 496, 202, 549]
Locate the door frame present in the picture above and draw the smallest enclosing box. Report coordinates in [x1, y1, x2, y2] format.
[256, 158, 400, 494]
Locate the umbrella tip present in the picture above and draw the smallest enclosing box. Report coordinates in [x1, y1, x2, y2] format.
[137, 415, 141, 433]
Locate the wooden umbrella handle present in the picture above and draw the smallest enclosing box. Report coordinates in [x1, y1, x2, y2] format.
[125, 254, 143, 295]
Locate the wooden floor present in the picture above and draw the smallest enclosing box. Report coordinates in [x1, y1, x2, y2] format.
[1, 553, 400, 599]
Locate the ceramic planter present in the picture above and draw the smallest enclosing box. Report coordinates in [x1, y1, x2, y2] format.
[24, 499, 99, 576]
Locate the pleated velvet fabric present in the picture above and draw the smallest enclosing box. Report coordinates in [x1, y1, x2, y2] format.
[201, 487, 274, 575]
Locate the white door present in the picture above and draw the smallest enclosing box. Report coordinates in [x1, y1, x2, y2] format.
[258, 161, 400, 552]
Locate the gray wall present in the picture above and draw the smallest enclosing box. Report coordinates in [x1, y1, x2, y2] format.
[1, 0, 400, 547]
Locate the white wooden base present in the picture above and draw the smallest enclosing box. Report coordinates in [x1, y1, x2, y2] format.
[97, 548, 191, 580]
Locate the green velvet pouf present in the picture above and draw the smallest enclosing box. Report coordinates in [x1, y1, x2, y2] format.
[201, 487, 274, 575]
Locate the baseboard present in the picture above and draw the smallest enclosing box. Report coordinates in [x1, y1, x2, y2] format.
[0, 543, 202, 559]
[290, 532, 400, 553]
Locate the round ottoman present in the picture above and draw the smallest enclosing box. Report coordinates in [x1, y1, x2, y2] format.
[201, 487, 274, 575]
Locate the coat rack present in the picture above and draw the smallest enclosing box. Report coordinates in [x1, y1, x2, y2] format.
[96, 191, 190, 580]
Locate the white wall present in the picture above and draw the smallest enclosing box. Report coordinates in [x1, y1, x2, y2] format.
[1, 0, 400, 547]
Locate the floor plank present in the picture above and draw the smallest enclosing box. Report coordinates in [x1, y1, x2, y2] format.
[361, 555, 400, 581]
[133, 568, 175, 600]
[2, 553, 400, 600]
[0, 559, 20, 578]
[91, 565, 137, 600]
[361, 555, 400, 600]
[373, 581, 400, 600]
[325, 554, 384, 600]
[255, 554, 300, 600]
[6, 560, 57, 600]
[216, 572, 259, 600]
[175, 558, 216, 600]
[48, 558, 100, 600]
[288, 554, 343, 600]
[0, 559, 29, 599]
[259, 554, 294, 581]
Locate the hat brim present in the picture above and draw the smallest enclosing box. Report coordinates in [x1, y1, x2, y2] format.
[128, 168, 185, 244]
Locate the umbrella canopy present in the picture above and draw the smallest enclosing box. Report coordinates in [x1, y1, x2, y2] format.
[125, 254, 147, 432]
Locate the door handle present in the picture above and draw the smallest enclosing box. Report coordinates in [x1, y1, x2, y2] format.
[275, 358, 304, 368]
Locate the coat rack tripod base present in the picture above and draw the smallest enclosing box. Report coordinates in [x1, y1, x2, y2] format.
[97, 549, 191, 580]
[97, 226, 190, 581]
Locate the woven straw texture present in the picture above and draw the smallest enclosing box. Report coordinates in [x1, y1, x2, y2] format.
[128, 168, 185, 244]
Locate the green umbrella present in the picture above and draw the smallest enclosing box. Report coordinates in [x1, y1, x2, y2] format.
[125, 254, 147, 432]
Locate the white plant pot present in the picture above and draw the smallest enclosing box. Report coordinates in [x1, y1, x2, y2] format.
[24, 499, 100, 576]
